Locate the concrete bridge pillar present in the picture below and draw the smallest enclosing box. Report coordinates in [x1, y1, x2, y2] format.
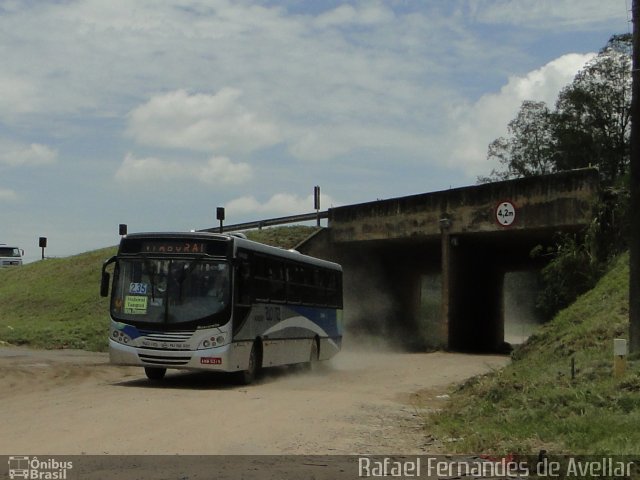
[440, 229, 452, 349]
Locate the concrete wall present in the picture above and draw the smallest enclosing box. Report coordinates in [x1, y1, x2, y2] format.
[328, 169, 598, 242]
[298, 169, 600, 352]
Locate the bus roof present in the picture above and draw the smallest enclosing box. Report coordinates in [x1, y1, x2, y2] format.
[121, 232, 342, 271]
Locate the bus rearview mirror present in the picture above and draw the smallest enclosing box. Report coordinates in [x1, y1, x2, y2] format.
[100, 272, 110, 297]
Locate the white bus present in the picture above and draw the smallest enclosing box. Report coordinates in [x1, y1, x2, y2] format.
[101, 232, 343, 383]
[0, 244, 23, 267]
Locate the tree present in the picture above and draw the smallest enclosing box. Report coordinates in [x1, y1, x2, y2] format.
[481, 101, 555, 182]
[553, 34, 632, 184]
[481, 34, 632, 185]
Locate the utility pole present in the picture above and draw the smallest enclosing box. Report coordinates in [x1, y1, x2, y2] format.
[630, 0, 640, 353]
[314, 185, 321, 227]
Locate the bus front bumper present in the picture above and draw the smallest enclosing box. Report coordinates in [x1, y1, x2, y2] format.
[109, 339, 233, 372]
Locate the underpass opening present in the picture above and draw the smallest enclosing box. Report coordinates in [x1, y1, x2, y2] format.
[336, 239, 441, 352]
[445, 229, 561, 352]
[307, 230, 563, 353]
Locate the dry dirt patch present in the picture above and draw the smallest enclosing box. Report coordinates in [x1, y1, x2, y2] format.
[0, 346, 508, 455]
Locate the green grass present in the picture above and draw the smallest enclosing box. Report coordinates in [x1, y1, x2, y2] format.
[0, 227, 316, 352]
[428, 252, 639, 455]
[244, 225, 318, 248]
[0, 247, 116, 351]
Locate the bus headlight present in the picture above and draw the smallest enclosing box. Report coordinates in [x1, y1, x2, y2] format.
[198, 334, 227, 349]
[111, 329, 132, 345]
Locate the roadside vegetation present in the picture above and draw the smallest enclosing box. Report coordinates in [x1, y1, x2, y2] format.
[0, 247, 115, 351]
[429, 253, 639, 455]
[242, 225, 318, 249]
[0, 226, 317, 351]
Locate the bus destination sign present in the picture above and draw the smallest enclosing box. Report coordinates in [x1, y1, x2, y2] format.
[141, 241, 207, 254]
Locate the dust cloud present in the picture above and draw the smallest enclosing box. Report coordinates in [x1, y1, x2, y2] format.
[340, 262, 544, 353]
[503, 271, 544, 345]
[339, 260, 443, 353]
[340, 260, 403, 352]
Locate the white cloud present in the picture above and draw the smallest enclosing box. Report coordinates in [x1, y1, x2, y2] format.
[0, 187, 18, 201]
[115, 153, 252, 186]
[287, 124, 433, 162]
[226, 192, 338, 217]
[0, 141, 58, 167]
[0, 75, 41, 118]
[314, 2, 395, 28]
[127, 89, 281, 154]
[448, 53, 595, 174]
[199, 156, 254, 185]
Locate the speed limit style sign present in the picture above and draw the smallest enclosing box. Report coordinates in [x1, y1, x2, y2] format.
[495, 201, 516, 227]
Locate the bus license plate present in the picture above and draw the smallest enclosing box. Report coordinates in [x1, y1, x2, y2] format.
[200, 357, 222, 365]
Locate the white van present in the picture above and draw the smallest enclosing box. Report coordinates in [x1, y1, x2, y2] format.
[0, 244, 24, 267]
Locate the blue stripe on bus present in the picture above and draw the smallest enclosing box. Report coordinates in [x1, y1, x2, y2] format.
[289, 305, 342, 337]
[115, 322, 142, 339]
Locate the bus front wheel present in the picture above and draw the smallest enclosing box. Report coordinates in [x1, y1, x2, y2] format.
[236, 341, 261, 385]
[144, 367, 166, 381]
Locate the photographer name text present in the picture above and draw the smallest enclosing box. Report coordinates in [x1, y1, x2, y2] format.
[358, 456, 634, 478]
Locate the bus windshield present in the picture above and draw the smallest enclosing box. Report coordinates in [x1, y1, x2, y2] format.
[111, 258, 230, 325]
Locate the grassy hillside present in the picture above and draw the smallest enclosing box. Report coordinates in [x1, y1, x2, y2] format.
[0, 227, 317, 351]
[429, 253, 639, 455]
[244, 225, 318, 248]
[0, 247, 116, 351]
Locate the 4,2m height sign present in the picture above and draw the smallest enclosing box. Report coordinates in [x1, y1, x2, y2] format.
[495, 201, 516, 226]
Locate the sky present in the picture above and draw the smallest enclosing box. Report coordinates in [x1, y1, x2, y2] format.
[0, 0, 630, 263]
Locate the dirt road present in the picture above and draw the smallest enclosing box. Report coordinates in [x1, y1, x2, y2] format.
[0, 345, 508, 455]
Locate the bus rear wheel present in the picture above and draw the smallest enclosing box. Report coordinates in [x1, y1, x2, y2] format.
[144, 367, 166, 381]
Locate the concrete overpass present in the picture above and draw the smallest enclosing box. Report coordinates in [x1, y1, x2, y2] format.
[297, 168, 599, 352]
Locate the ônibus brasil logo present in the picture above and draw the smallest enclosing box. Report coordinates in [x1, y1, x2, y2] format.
[8, 456, 73, 479]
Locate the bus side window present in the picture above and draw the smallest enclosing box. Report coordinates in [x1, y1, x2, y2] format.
[253, 255, 271, 302]
[268, 260, 286, 302]
[326, 271, 341, 307]
[300, 266, 317, 306]
[311, 268, 324, 305]
[286, 264, 302, 303]
[237, 260, 253, 305]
